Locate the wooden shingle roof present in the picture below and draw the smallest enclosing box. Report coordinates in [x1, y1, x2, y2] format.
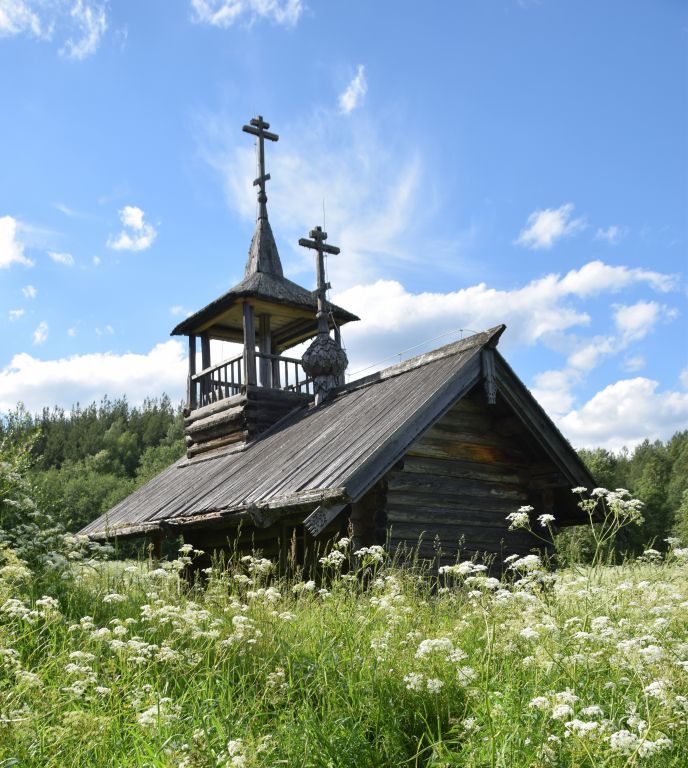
[80, 325, 593, 540]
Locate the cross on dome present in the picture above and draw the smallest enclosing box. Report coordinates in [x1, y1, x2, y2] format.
[299, 225, 340, 335]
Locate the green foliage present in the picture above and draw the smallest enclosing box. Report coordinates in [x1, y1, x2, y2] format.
[0, 396, 185, 534]
[577, 431, 688, 555]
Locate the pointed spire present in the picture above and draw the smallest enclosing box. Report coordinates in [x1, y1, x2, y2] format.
[242, 115, 283, 278]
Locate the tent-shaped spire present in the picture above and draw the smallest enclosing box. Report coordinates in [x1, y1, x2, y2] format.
[171, 116, 358, 351]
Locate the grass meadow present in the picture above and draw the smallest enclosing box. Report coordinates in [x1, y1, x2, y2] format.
[0, 493, 687, 767]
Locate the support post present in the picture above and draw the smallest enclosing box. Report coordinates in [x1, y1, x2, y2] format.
[187, 334, 197, 410]
[243, 302, 257, 386]
[271, 340, 281, 388]
[258, 314, 272, 388]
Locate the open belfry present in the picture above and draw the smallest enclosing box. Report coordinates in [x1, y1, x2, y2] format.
[82, 116, 594, 568]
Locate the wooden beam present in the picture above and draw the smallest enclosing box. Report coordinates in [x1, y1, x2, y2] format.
[243, 302, 257, 386]
[258, 314, 272, 388]
[188, 335, 197, 410]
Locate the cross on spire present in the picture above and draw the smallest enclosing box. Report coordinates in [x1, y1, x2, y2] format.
[299, 226, 340, 334]
[242, 115, 279, 221]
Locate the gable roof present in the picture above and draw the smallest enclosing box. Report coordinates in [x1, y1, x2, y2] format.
[80, 325, 594, 540]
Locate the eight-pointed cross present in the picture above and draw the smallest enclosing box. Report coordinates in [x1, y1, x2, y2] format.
[299, 226, 340, 334]
[242, 115, 279, 219]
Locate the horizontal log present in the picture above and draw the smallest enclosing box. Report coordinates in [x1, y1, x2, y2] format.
[186, 431, 247, 458]
[386, 493, 525, 515]
[407, 440, 523, 464]
[185, 394, 246, 425]
[387, 473, 524, 499]
[186, 405, 245, 437]
[394, 456, 525, 484]
[385, 505, 526, 527]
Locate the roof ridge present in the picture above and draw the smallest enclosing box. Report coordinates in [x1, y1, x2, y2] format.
[341, 324, 506, 394]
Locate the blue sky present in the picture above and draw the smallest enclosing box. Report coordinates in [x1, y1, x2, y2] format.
[1, 0, 686, 451]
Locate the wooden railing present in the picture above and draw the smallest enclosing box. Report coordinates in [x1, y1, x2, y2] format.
[256, 352, 314, 396]
[189, 352, 313, 408]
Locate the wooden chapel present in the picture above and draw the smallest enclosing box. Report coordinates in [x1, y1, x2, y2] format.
[81, 115, 594, 569]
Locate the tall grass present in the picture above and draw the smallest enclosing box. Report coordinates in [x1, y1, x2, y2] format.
[1, 526, 687, 767]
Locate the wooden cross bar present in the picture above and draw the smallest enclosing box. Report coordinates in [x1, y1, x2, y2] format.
[242, 115, 279, 219]
[299, 226, 340, 334]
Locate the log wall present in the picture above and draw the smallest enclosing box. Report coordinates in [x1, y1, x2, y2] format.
[384, 390, 552, 566]
[184, 385, 310, 458]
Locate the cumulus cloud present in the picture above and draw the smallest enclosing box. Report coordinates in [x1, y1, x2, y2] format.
[595, 224, 625, 244]
[558, 377, 688, 452]
[515, 203, 586, 250]
[327, 259, 678, 377]
[33, 321, 48, 345]
[107, 206, 157, 252]
[339, 65, 367, 114]
[191, 0, 302, 27]
[22, 284, 37, 298]
[0, 0, 107, 58]
[48, 250, 75, 266]
[0, 340, 187, 414]
[9, 309, 25, 321]
[613, 300, 669, 343]
[0, 216, 34, 268]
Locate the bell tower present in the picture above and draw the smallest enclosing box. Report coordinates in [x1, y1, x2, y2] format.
[171, 116, 359, 458]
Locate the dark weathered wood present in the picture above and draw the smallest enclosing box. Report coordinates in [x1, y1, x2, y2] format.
[186, 431, 247, 458]
[185, 393, 247, 426]
[243, 302, 257, 386]
[482, 347, 497, 405]
[258, 314, 272, 388]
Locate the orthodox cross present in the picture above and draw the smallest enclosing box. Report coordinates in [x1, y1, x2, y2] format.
[298, 226, 340, 335]
[242, 115, 279, 220]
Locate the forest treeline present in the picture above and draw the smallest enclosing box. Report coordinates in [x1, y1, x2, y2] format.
[0, 396, 185, 535]
[1, 396, 687, 550]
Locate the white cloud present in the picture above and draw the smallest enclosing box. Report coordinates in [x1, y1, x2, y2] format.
[33, 321, 48, 345]
[0, 1, 107, 57]
[22, 284, 37, 298]
[595, 225, 625, 244]
[0, 216, 34, 268]
[613, 301, 679, 346]
[107, 206, 157, 252]
[9, 309, 25, 321]
[204, 110, 435, 287]
[92, 255, 101, 265]
[48, 250, 75, 266]
[622, 355, 646, 373]
[0, 0, 43, 37]
[95, 324, 114, 336]
[0, 341, 187, 414]
[515, 203, 586, 250]
[558, 377, 688, 452]
[566, 336, 615, 372]
[191, 0, 302, 27]
[339, 65, 367, 114]
[557, 260, 677, 295]
[530, 369, 577, 418]
[613, 300, 662, 343]
[326, 259, 678, 378]
[59, 0, 106, 60]
[67, 327, 77, 337]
